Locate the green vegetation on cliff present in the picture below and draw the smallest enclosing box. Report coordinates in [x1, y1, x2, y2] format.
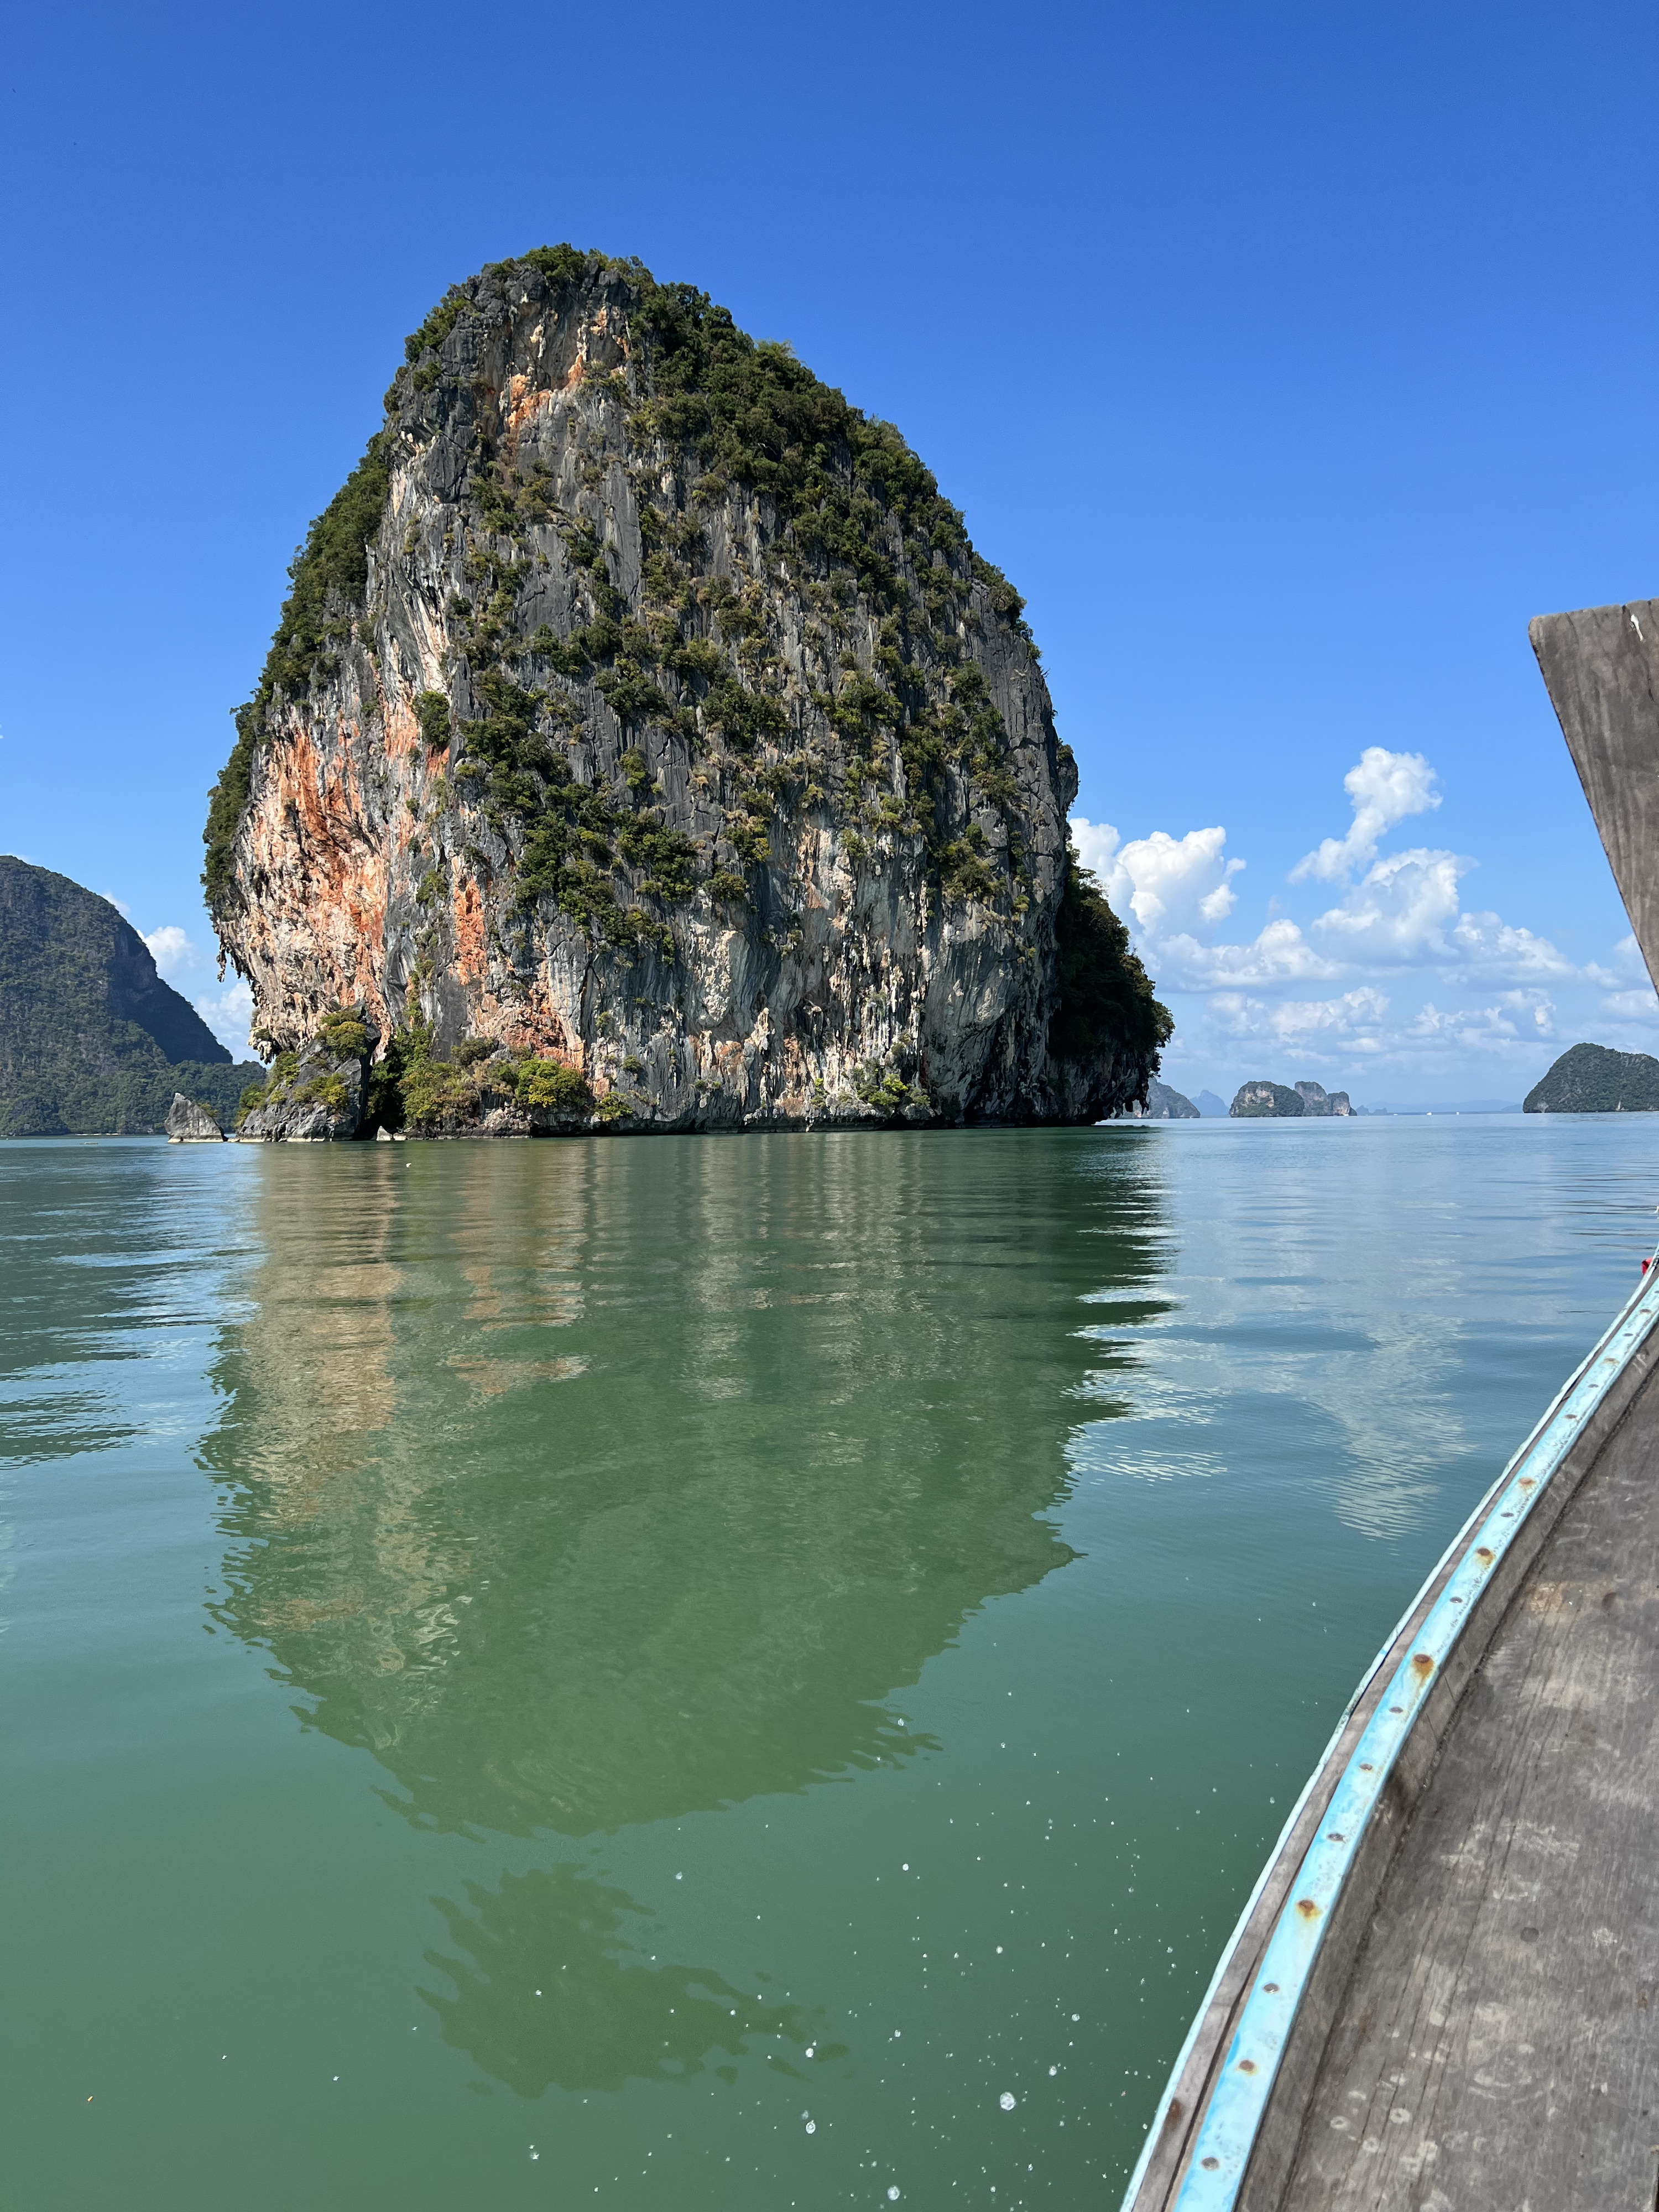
[0, 858, 264, 1136]
[1050, 855, 1171, 1077]
[1524, 1042, 1659, 1113]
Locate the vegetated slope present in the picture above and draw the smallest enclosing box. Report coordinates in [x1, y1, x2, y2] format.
[0, 858, 264, 1135]
[206, 245, 1169, 1131]
[1524, 1041, 1659, 1113]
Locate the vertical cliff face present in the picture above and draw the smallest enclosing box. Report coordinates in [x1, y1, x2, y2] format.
[207, 247, 1168, 1130]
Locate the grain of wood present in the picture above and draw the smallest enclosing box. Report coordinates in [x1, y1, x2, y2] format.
[1280, 1369, 1659, 2210]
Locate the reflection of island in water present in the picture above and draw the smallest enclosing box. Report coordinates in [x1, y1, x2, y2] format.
[199, 1135, 1167, 2092]
[419, 1861, 842, 2095]
[201, 1135, 1169, 1840]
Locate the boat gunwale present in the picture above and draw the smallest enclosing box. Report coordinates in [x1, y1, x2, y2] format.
[1120, 1257, 1659, 2211]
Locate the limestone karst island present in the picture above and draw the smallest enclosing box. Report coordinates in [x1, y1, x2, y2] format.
[200, 246, 1169, 1142]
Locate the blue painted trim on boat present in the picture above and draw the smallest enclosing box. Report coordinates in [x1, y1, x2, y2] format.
[1122, 1260, 1659, 2212]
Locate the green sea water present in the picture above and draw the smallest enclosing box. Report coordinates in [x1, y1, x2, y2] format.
[5, 1117, 1658, 2210]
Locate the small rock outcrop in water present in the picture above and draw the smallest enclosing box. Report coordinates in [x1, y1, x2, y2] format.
[1231, 1080, 1306, 1117]
[1120, 1076, 1199, 1120]
[1524, 1042, 1659, 1113]
[0, 856, 264, 1136]
[205, 247, 1170, 1134]
[1229, 1079, 1355, 1118]
[237, 1006, 376, 1139]
[166, 1093, 225, 1141]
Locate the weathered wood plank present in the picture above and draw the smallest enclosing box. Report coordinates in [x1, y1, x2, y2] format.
[1531, 598, 1659, 990]
[1280, 1365, 1659, 2210]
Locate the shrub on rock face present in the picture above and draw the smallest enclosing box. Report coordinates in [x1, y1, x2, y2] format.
[238, 1004, 375, 1140]
[1050, 859, 1171, 1089]
[515, 1060, 593, 1116]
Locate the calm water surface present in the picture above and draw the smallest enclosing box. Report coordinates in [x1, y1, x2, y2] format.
[5, 1118, 1659, 2209]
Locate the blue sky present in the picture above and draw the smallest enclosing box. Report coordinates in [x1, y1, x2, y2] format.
[2, 0, 1655, 1099]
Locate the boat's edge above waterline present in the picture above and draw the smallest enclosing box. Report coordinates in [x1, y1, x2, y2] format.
[1123, 594, 1659, 2209]
[1119, 1260, 1659, 2210]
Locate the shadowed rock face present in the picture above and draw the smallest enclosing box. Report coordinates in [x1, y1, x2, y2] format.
[206, 247, 1167, 1131]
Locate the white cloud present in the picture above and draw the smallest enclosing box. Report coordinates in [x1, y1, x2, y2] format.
[1192, 984, 1560, 1080]
[194, 980, 257, 1059]
[1155, 918, 1341, 990]
[1208, 986, 1391, 1051]
[1071, 817, 1244, 936]
[1447, 908, 1581, 983]
[1077, 747, 1611, 1101]
[1405, 992, 1558, 1053]
[1607, 933, 1653, 987]
[1069, 816, 1120, 879]
[1310, 847, 1467, 964]
[1290, 747, 1441, 883]
[143, 924, 201, 979]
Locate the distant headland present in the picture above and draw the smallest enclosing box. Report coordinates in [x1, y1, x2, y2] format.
[0, 858, 263, 1137]
[1524, 1041, 1659, 1113]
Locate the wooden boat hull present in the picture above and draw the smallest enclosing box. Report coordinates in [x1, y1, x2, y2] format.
[1125, 601, 1659, 2209]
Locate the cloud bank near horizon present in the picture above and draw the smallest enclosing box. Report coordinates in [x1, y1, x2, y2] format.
[1072, 747, 1655, 1094]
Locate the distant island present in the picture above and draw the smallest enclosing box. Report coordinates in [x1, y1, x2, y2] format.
[1117, 1077, 1199, 1120]
[1524, 1041, 1659, 1113]
[1230, 1079, 1353, 1118]
[0, 858, 264, 1136]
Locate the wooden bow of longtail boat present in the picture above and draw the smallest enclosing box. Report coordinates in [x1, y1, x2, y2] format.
[1123, 603, 1659, 2211]
[1532, 598, 1659, 987]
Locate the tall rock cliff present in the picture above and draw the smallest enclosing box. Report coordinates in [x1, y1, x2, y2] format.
[206, 247, 1168, 1131]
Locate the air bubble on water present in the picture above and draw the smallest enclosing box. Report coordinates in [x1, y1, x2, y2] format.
[901, 1864, 909, 1872]
[889, 2190, 902, 2201]
[805, 2121, 816, 2135]
[1071, 2013, 1080, 2022]
[999, 2091, 1016, 2110]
